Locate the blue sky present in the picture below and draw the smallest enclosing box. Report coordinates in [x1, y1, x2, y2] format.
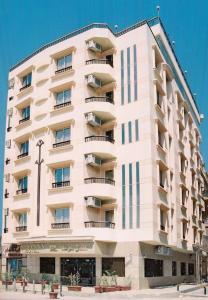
[0, 0, 207, 229]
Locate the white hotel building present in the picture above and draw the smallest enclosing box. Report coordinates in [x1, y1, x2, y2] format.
[2, 17, 206, 288]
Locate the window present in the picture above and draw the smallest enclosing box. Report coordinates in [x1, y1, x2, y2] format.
[22, 73, 32, 87]
[144, 258, 163, 277]
[55, 128, 70, 143]
[19, 213, 27, 226]
[22, 106, 30, 120]
[182, 222, 186, 240]
[20, 141, 29, 155]
[40, 257, 55, 274]
[188, 263, 194, 275]
[54, 208, 69, 223]
[121, 124, 125, 145]
[172, 261, 177, 276]
[136, 161, 140, 228]
[127, 47, 131, 103]
[18, 176, 28, 192]
[57, 54, 72, 71]
[160, 209, 165, 231]
[181, 262, 186, 275]
[129, 163, 133, 229]
[121, 50, 124, 105]
[122, 164, 126, 229]
[133, 44, 138, 101]
[135, 119, 139, 141]
[159, 169, 165, 188]
[128, 121, 132, 143]
[102, 258, 125, 277]
[55, 167, 70, 183]
[56, 89, 71, 104]
[4, 208, 9, 233]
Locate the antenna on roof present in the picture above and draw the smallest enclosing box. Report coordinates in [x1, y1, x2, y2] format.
[156, 5, 160, 18]
[114, 25, 118, 32]
[172, 40, 175, 47]
[184, 70, 188, 74]
[200, 114, 204, 121]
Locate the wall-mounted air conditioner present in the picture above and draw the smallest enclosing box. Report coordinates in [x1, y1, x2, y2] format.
[155, 246, 171, 256]
[86, 40, 102, 52]
[85, 112, 102, 127]
[86, 196, 102, 208]
[87, 75, 102, 88]
[85, 154, 102, 167]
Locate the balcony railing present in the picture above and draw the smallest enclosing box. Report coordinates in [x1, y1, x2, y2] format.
[16, 188, 27, 195]
[53, 140, 71, 148]
[7, 127, 12, 132]
[84, 221, 115, 229]
[51, 222, 70, 229]
[85, 135, 115, 143]
[17, 152, 28, 159]
[19, 116, 30, 124]
[85, 59, 113, 66]
[84, 177, 115, 185]
[54, 101, 71, 110]
[85, 96, 114, 104]
[4, 228, 8, 233]
[55, 65, 72, 74]
[16, 226, 27, 232]
[19, 84, 31, 92]
[52, 181, 70, 188]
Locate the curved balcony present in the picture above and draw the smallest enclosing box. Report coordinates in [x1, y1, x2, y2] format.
[86, 59, 113, 67]
[85, 135, 114, 143]
[84, 136, 116, 159]
[84, 221, 115, 229]
[51, 222, 70, 229]
[83, 177, 116, 199]
[84, 97, 115, 121]
[84, 177, 115, 185]
[85, 96, 114, 104]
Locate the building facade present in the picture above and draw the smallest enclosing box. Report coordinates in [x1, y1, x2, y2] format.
[1, 17, 206, 288]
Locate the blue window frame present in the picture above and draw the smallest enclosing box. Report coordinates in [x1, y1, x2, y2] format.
[135, 119, 139, 141]
[22, 73, 32, 87]
[121, 50, 124, 105]
[57, 54, 72, 70]
[133, 45, 138, 101]
[54, 208, 69, 223]
[122, 164, 126, 229]
[56, 89, 71, 104]
[20, 141, 29, 154]
[122, 123, 125, 145]
[128, 121, 132, 143]
[55, 128, 70, 143]
[136, 161, 140, 228]
[127, 47, 131, 103]
[22, 106, 30, 119]
[129, 163, 133, 228]
[55, 167, 70, 183]
[18, 176, 28, 191]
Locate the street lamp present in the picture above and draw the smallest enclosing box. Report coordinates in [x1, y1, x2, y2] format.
[35, 139, 44, 226]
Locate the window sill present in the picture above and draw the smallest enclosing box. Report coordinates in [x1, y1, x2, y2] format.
[51, 68, 75, 81]
[49, 144, 73, 153]
[17, 85, 33, 97]
[50, 104, 74, 115]
[48, 186, 73, 193]
[14, 155, 31, 164]
[159, 229, 168, 235]
[15, 119, 32, 130]
[13, 192, 30, 200]
[48, 228, 72, 234]
[158, 185, 168, 194]
[156, 144, 168, 154]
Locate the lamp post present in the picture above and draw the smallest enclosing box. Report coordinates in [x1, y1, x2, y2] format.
[35, 139, 44, 226]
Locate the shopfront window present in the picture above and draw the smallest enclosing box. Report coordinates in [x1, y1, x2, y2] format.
[144, 258, 163, 277]
[102, 257, 125, 277]
[40, 257, 55, 274]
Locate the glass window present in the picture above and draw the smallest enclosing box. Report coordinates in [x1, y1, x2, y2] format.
[122, 164, 126, 229]
[18, 176, 28, 190]
[120, 50, 124, 105]
[22, 73, 32, 87]
[102, 258, 125, 277]
[55, 128, 70, 143]
[129, 163, 133, 229]
[20, 141, 29, 154]
[128, 121, 132, 143]
[181, 262, 186, 275]
[127, 47, 131, 103]
[133, 44, 138, 101]
[19, 213, 27, 226]
[22, 106, 30, 119]
[57, 54, 72, 70]
[55, 208, 69, 223]
[136, 161, 140, 228]
[56, 89, 71, 104]
[40, 257, 55, 274]
[172, 261, 177, 276]
[188, 263, 194, 275]
[121, 124, 125, 145]
[144, 258, 163, 277]
[55, 167, 70, 183]
[135, 119, 139, 141]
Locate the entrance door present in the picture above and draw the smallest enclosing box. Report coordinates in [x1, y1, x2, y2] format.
[60, 257, 96, 286]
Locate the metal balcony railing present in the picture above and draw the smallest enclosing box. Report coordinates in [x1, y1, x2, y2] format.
[16, 226, 27, 232]
[19, 84, 31, 92]
[16, 188, 27, 195]
[85, 96, 114, 104]
[54, 101, 71, 110]
[52, 181, 70, 188]
[85, 135, 114, 143]
[51, 222, 70, 229]
[84, 177, 115, 185]
[19, 116, 30, 124]
[17, 152, 28, 159]
[85, 59, 113, 66]
[55, 65, 72, 74]
[53, 140, 71, 148]
[84, 221, 115, 229]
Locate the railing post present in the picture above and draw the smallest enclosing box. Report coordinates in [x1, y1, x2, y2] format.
[177, 283, 180, 291]
[32, 280, 36, 294]
[204, 286, 206, 295]
[60, 282, 62, 297]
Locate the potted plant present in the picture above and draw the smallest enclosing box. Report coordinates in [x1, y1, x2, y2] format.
[40, 273, 50, 284]
[67, 272, 82, 291]
[49, 283, 58, 299]
[101, 271, 118, 292]
[51, 275, 59, 290]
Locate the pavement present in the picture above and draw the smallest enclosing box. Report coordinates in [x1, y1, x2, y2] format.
[0, 283, 208, 299]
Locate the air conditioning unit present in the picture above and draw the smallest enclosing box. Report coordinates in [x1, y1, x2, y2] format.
[85, 154, 102, 166]
[155, 246, 171, 256]
[5, 173, 10, 183]
[87, 75, 102, 88]
[86, 196, 102, 208]
[6, 140, 11, 149]
[86, 40, 102, 52]
[85, 112, 102, 127]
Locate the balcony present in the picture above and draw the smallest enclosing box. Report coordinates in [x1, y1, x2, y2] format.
[16, 188, 27, 195]
[85, 135, 114, 144]
[19, 84, 31, 92]
[84, 221, 115, 229]
[4, 228, 8, 233]
[53, 140, 71, 148]
[17, 152, 28, 160]
[19, 116, 30, 124]
[55, 65, 72, 75]
[85, 96, 114, 104]
[84, 177, 115, 185]
[7, 127, 12, 132]
[16, 226, 27, 232]
[4, 192, 9, 198]
[86, 59, 113, 67]
[52, 181, 70, 188]
[54, 101, 71, 110]
[51, 222, 70, 229]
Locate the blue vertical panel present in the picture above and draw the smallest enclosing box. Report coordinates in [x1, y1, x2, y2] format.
[135, 119, 139, 141]
[129, 163, 133, 228]
[136, 161, 140, 228]
[122, 165, 126, 229]
[127, 47, 131, 103]
[121, 50, 124, 105]
[128, 121, 132, 143]
[133, 44, 138, 101]
[122, 123, 125, 145]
